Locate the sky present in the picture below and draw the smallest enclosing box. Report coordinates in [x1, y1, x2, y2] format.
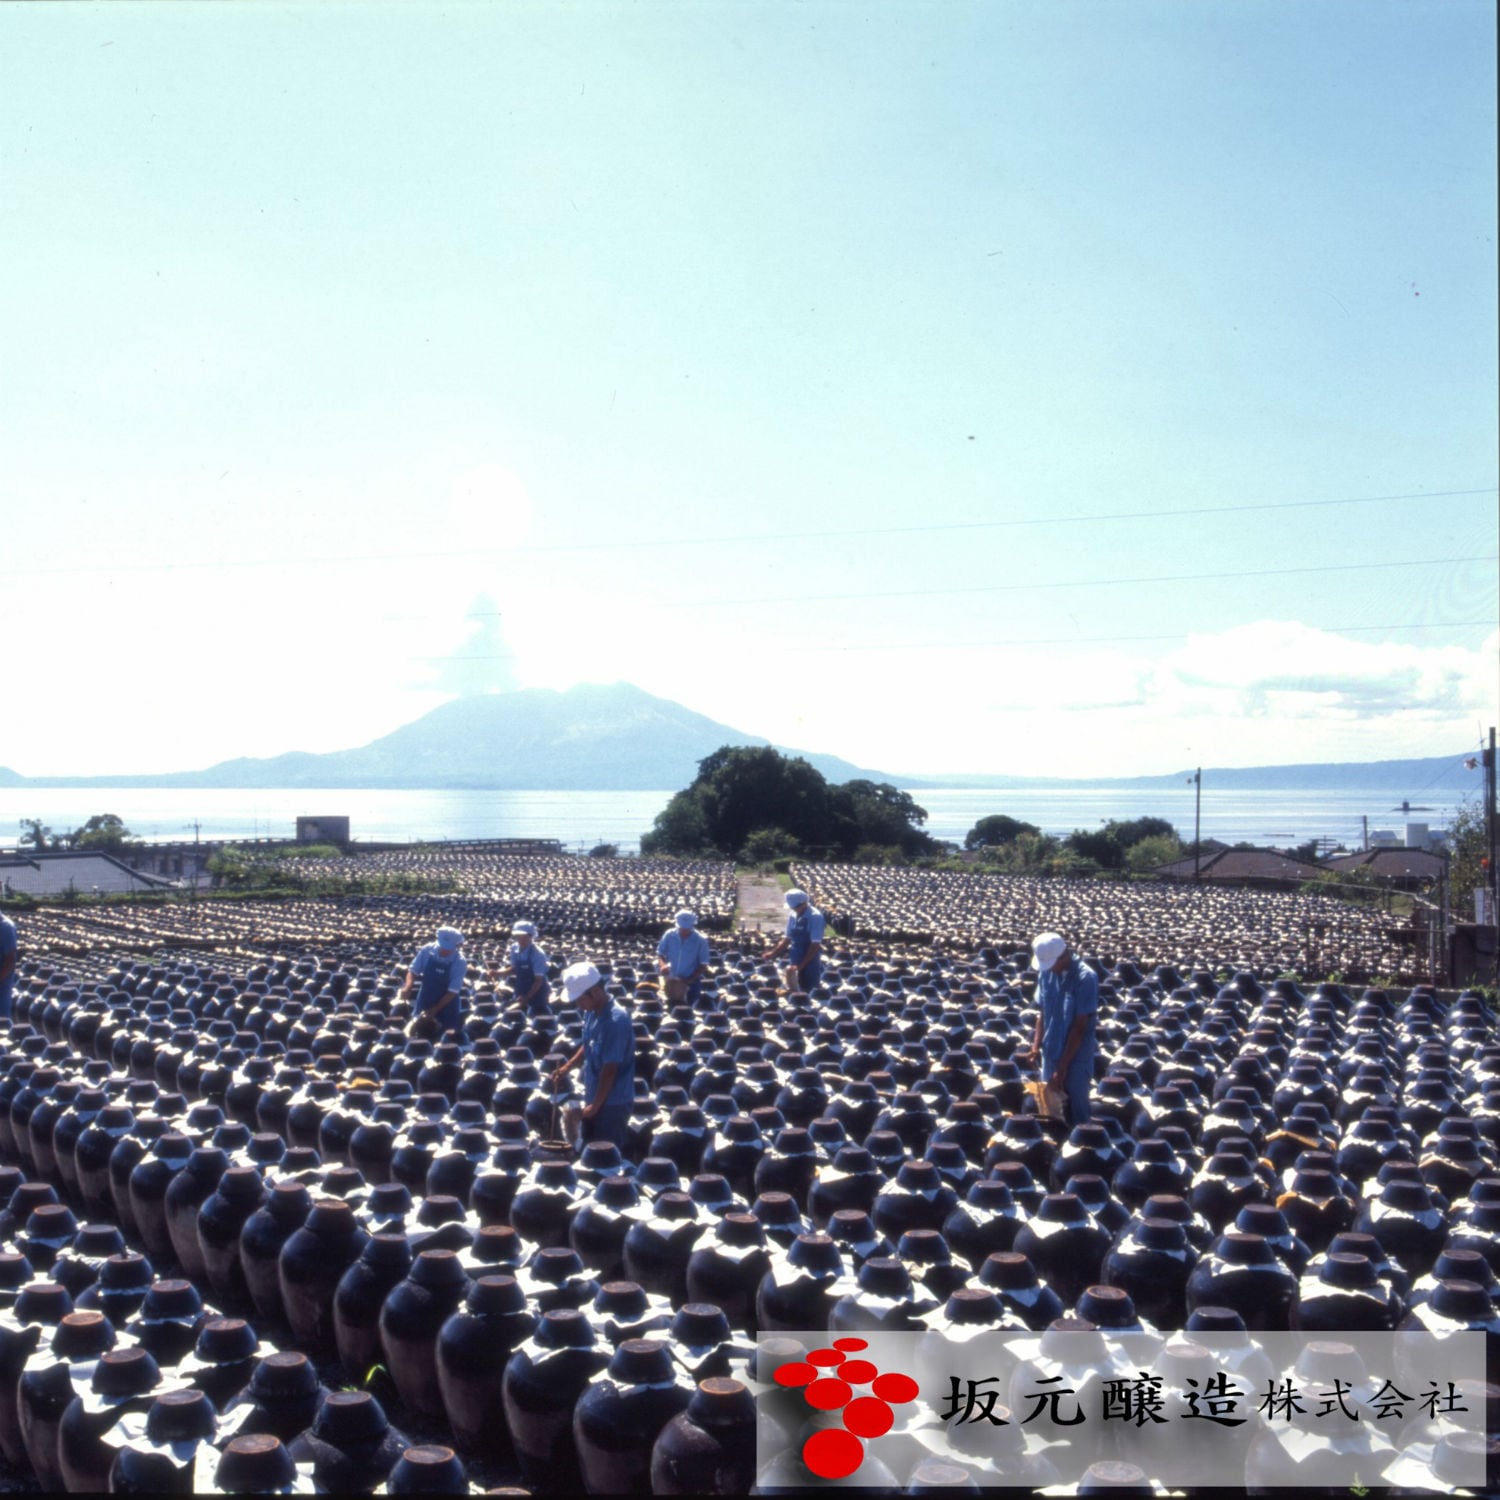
[2, 0, 1496, 782]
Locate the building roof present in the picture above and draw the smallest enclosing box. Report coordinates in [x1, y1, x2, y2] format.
[1325, 847, 1447, 881]
[1154, 847, 1325, 882]
[0, 850, 175, 897]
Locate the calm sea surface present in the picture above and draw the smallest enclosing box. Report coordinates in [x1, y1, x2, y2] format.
[0, 785, 1469, 854]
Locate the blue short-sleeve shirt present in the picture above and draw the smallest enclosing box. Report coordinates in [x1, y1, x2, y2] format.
[1037, 957, 1098, 1082]
[786, 905, 826, 963]
[409, 945, 466, 1027]
[582, 1000, 636, 1108]
[509, 942, 549, 986]
[0, 915, 16, 995]
[657, 928, 711, 979]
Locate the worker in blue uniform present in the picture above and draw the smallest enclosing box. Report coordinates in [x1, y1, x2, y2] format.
[764, 888, 825, 994]
[657, 909, 712, 1007]
[503, 920, 551, 1013]
[552, 961, 636, 1149]
[1019, 931, 1098, 1126]
[399, 926, 467, 1036]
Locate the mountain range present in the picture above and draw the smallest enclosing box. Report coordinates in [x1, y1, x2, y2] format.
[0, 682, 1482, 794]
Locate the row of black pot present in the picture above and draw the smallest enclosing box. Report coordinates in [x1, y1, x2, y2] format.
[5, 951, 1499, 1493]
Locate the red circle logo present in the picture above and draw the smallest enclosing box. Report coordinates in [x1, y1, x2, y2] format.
[771, 1345, 920, 1479]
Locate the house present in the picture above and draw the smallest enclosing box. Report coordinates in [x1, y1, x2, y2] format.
[1153, 846, 1325, 890]
[1325, 847, 1447, 890]
[0, 850, 176, 898]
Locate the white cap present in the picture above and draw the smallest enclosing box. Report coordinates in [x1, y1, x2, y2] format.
[511, 921, 537, 937]
[1032, 933, 1068, 970]
[562, 961, 604, 1001]
[675, 910, 696, 929]
[436, 927, 463, 950]
[785, 889, 808, 908]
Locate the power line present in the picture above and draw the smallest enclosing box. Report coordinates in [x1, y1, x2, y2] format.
[665, 554, 1495, 611]
[407, 617, 1498, 660]
[4, 485, 1494, 581]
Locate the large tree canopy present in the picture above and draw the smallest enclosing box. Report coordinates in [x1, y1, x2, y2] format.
[965, 814, 1042, 851]
[71, 814, 136, 854]
[641, 745, 937, 861]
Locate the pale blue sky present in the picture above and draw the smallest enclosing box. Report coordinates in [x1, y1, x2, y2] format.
[3, 1, 1495, 778]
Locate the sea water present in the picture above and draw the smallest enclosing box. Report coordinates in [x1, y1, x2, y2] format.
[0, 784, 1470, 855]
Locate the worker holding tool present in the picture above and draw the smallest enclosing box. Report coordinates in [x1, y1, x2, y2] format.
[501, 920, 551, 1013]
[551, 961, 636, 1149]
[763, 888, 825, 994]
[399, 926, 467, 1037]
[657, 909, 711, 1007]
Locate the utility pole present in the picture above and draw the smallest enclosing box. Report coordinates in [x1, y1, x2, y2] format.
[1186, 768, 1202, 881]
[1486, 728, 1497, 933]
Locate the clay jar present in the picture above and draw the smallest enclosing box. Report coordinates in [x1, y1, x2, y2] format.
[1184, 1231, 1299, 1331]
[1101, 1217, 1199, 1330]
[106, 1385, 219, 1495]
[755, 1232, 846, 1332]
[214, 1431, 303, 1492]
[292, 1388, 409, 1493]
[568, 1176, 643, 1282]
[181, 1316, 266, 1410]
[73, 1103, 135, 1224]
[574, 1337, 695, 1495]
[649, 1375, 758, 1496]
[57, 1344, 165, 1493]
[108, 1116, 164, 1242]
[378, 1248, 470, 1419]
[806, 1146, 884, 1227]
[685, 1212, 774, 1336]
[872, 1160, 960, 1242]
[383, 1444, 467, 1494]
[1293, 1251, 1402, 1331]
[52, 1088, 107, 1207]
[436, 1274, 537, 1463]
[128, 1132, 194, 1268]
[18, 1308, 116, 1492]
[977, 1252, 1066, 1331]
[239, 1180, 313, 1329]
[509, 1161, 584, 1250]
[26, 1078, 82, 1190]
[942, 1180, 1024, 1267]
[1011, 1193, 1112, 1310]
[73, 1250, 153, 1326]
[334, 1234, 413, 1382]
[502, 1306, 611, 1495]
[130, 1278, 209, 1368]
[164, 1146, 229, 1280]
[279, 1198, 368, 1356]
[752, 1127, 819, 1211]
[196, 1166, 266, 1312]
[0, 1281, 73, 1469]
[623, 1192, 709, 1305]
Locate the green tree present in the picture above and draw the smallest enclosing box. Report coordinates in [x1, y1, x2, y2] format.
[832, 781, 938, 859]
[1448, 797, 1489, 910]
[640, 788, 713, 856]
[19, 819, 50, 852]
[588, 843, 619, 859]
[965, 814, 1042, 851]
[71, 813, 136, 855]
[740, 827, 804, 863]
[643, 746, 935, 860]
[1125, 832, 1183, 874]
[1105, 815, 1177, 849]
[1065, 828, 1125, 870]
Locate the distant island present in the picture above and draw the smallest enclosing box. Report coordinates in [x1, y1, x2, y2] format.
[0, 681, 1479, 795]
